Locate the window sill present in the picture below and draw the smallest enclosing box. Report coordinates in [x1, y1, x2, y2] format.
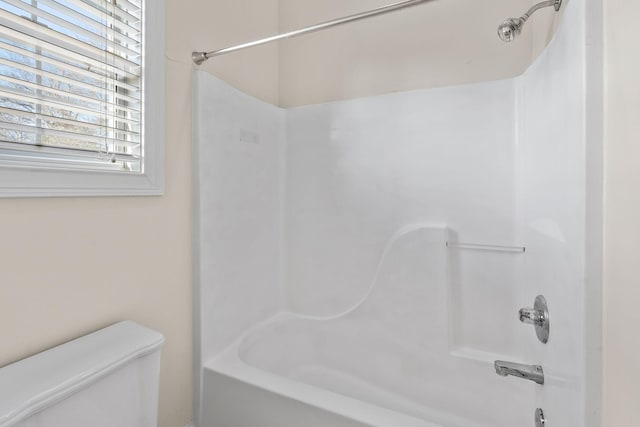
[0, 163, 164, 198]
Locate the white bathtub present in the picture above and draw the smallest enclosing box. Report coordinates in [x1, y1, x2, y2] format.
[201, 226, 519, 427]
[203, 314, 476, 427]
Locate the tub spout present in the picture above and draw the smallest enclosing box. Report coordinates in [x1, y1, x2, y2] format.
[494, 360, 544, 385]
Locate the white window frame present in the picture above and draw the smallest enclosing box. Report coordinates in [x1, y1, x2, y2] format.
[0, 0, 165, 197]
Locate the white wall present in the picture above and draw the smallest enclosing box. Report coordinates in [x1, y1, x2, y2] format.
[603, 0, 640, 425]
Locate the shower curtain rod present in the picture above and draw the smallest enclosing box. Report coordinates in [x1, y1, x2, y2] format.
[192, 0, 438, 65]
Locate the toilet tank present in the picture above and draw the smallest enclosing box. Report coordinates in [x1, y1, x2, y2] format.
[0, 321, 165, 427]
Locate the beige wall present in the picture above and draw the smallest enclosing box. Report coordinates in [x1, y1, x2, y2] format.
[170, 0, 280, 106]
[184, 0, 560, 108]
[166, 0, 561, 109]
[0, 2, 278, 427]
[277, 0, 560, 107]
[603, 0, 640, 425]
[0, 195, 192, 427]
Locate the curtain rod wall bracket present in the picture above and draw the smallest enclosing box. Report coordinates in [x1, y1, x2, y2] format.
[192, 52, 208, 66]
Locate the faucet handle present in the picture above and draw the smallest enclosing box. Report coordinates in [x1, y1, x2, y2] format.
[519, 295, 549, 344]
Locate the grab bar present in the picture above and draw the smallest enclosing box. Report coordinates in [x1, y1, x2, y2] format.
[446, 242, 526, 253]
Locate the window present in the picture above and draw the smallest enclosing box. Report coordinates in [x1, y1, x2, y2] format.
[0, 0, 164, 196]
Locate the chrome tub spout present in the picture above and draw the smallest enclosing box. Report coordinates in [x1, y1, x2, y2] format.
[494, 360, 544, 385]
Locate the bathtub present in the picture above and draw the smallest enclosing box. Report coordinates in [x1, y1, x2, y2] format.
[201, 226, 513, 427]
[203, 315, 477, 427]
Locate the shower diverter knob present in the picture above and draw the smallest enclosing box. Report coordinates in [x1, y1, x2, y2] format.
[519, 295, 549, 344]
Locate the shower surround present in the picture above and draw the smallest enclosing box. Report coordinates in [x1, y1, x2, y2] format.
[193, 0, 601, 425]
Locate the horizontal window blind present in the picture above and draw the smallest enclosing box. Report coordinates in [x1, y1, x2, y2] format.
[0, 0, 143, 172]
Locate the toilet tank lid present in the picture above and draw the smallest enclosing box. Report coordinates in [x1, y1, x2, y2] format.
[0, 321, 165, 427]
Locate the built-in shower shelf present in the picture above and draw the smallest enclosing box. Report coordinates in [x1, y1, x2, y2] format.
[446, 242, 526, 253]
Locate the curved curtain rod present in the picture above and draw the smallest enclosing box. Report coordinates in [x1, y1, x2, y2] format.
[192, 0, 438, 65]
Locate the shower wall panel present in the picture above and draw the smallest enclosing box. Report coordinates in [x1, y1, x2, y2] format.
[194, 73, 286, 361]
[515, 0, 600, 423]
[284, 80, 525, 356]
